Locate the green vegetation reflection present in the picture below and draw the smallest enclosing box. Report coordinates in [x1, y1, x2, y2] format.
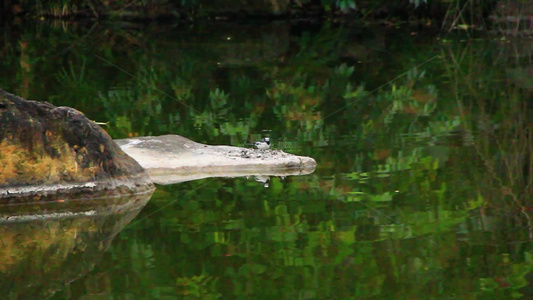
[1, 21, 531, 299]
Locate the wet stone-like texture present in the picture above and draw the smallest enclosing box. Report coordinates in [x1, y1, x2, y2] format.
[115, 134, 317, 184]
[0, 89, 154, 200]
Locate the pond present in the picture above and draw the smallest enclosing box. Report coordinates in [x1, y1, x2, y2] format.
[0, 20, 532, 299]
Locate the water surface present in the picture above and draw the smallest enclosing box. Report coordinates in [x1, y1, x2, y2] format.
[1, 20, 532, 299]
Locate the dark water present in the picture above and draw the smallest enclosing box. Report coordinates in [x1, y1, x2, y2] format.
[1, 20, 533, 299]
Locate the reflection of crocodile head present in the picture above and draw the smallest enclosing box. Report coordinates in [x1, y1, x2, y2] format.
[0, 191, 153, 299]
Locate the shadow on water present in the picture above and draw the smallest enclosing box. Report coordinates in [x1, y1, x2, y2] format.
[0, 19, 532, 299]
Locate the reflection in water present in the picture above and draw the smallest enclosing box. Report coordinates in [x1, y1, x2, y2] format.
[55, 175, 532, 299]
[252, 175, 270, 188]
[1, 20, 533, 299]
[0, 192, 153, 299]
